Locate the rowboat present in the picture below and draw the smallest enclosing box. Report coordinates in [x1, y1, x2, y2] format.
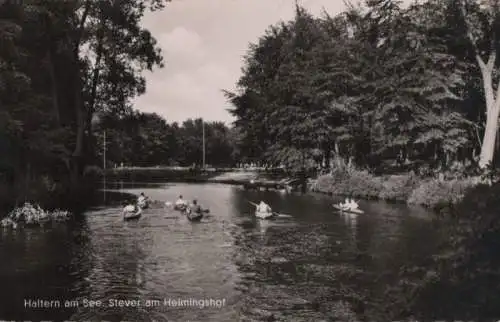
[186, 211, 203, 222]
[255, 211, 275, 219]
[138, 201, 149, 209]
[333, 204, 364, 214]
[123, 209, 142, 221]
[174, 204, 188, 211]
[182, 207, 210, 222]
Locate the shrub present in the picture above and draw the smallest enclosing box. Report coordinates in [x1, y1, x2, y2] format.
[408, 178, 478, 208]
[316, 168, 383, 199]
[1, 202, 71, 229]
[379, 174, 418, 202]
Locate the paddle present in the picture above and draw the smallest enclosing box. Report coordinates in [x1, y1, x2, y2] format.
[247, 200, 291, 218]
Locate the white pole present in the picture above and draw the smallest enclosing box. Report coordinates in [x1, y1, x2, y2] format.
[103, 130, 106, 201]
[103, 130, 106, 170]
[202, 119, 205, 169]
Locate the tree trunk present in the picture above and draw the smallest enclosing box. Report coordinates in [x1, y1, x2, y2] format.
[461, 3, 500, 169]
[47, 50, 60, 124]
[69, 2, 93, 187]
[324, 148, 331, 169]
[479, 107, 499, 168]
[478, 54, 500, 169]
[71, 62, 86, 187]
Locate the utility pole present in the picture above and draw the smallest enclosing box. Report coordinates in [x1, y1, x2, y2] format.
[103, 130, 106, 170]
[202, 119, 206, 169]
[103, 130, 106, 201]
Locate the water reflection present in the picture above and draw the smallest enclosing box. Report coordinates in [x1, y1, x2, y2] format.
[0, 217, 91, 321]
[0, 183, 438, 321]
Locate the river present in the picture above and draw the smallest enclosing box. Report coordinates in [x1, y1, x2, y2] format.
[0, 182, 438, 321]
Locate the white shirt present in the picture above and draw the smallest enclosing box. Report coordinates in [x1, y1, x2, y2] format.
[175, 199, 186, 205]
[138, 196, 146, 203]
[257, 203, 271, 213]
[123, 205, 135, 212]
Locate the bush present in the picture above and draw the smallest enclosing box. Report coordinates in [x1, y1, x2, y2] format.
[316, 166, 480, 208]
[379, 174, 418, 202]
[316, 167, 383, 199]
[1, 202, 71, 229]
[407, 178, 477, 209]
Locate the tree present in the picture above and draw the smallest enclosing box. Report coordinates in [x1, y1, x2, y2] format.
[0, 0, 168, 207]
[457, 0, 500, 168]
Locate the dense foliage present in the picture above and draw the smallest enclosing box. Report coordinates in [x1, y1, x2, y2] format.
[225, 2, 500, 319]
[0, 0, 168, 209]
[94, 112, 237, 167]
[226, 0, 500, 173]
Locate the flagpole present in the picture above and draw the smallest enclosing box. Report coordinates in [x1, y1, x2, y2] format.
[202, 119, 206, 169]
[103, 130, 106, 170]
[103, 130, 106, 201]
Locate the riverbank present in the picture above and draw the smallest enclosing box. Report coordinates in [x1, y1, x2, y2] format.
[104, 166, 482, 210]
[0, 174, 101, 217]
[313, 167, 482, 210]
[103, 167, 286, 184]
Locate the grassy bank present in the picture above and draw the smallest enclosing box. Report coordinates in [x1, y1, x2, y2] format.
[313, 165, 482, 210]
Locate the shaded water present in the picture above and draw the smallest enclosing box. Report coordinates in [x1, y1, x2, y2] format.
[0, 183, 438, 321]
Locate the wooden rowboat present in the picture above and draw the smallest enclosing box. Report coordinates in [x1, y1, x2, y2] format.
[255, 211, 275, 220]
[123, 209, 142, 221]
[182, 207, 209, 222]
[333, 204, 364, 214]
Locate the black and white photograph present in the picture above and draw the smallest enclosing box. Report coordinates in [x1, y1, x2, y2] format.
[1, 0, 500, 321]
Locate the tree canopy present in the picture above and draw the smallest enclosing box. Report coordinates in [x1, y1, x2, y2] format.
[225, 0, 500, 174]
[0, 0, 168, 205]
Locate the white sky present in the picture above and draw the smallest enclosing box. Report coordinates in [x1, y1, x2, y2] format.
[133, 0, 411, 125]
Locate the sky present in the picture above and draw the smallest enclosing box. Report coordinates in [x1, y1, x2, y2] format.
[134, 0, 409, 125]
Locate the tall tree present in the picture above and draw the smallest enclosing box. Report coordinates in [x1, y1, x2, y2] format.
[458, 0, 500, 168]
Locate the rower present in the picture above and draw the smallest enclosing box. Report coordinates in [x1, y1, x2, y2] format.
[175, 195, 187, 207]
[138, 192, 148, 204]
[256, 201, 272, 213]
[123, 201, 138, 214]
[188, 199, 202, 214]
[341, 198, 349, 208]
[123, 203, 135, 213]
[347, 198, 359, 209]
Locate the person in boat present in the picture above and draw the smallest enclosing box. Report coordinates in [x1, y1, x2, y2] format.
[175, 195, 187, 209]
[123, 203, 136, 213]
[138, 192, 147, 203]
[349, 197, 359, 209]
[339, 197, 356, 209]
[137, 192, 149, 206]
[186, 199, 202, 214]
[123, 201, 141, 216]
[343, 197, 359, 210]
[256, 201, 272, 214]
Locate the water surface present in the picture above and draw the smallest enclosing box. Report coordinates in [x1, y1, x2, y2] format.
[0, 183, 437, 321]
